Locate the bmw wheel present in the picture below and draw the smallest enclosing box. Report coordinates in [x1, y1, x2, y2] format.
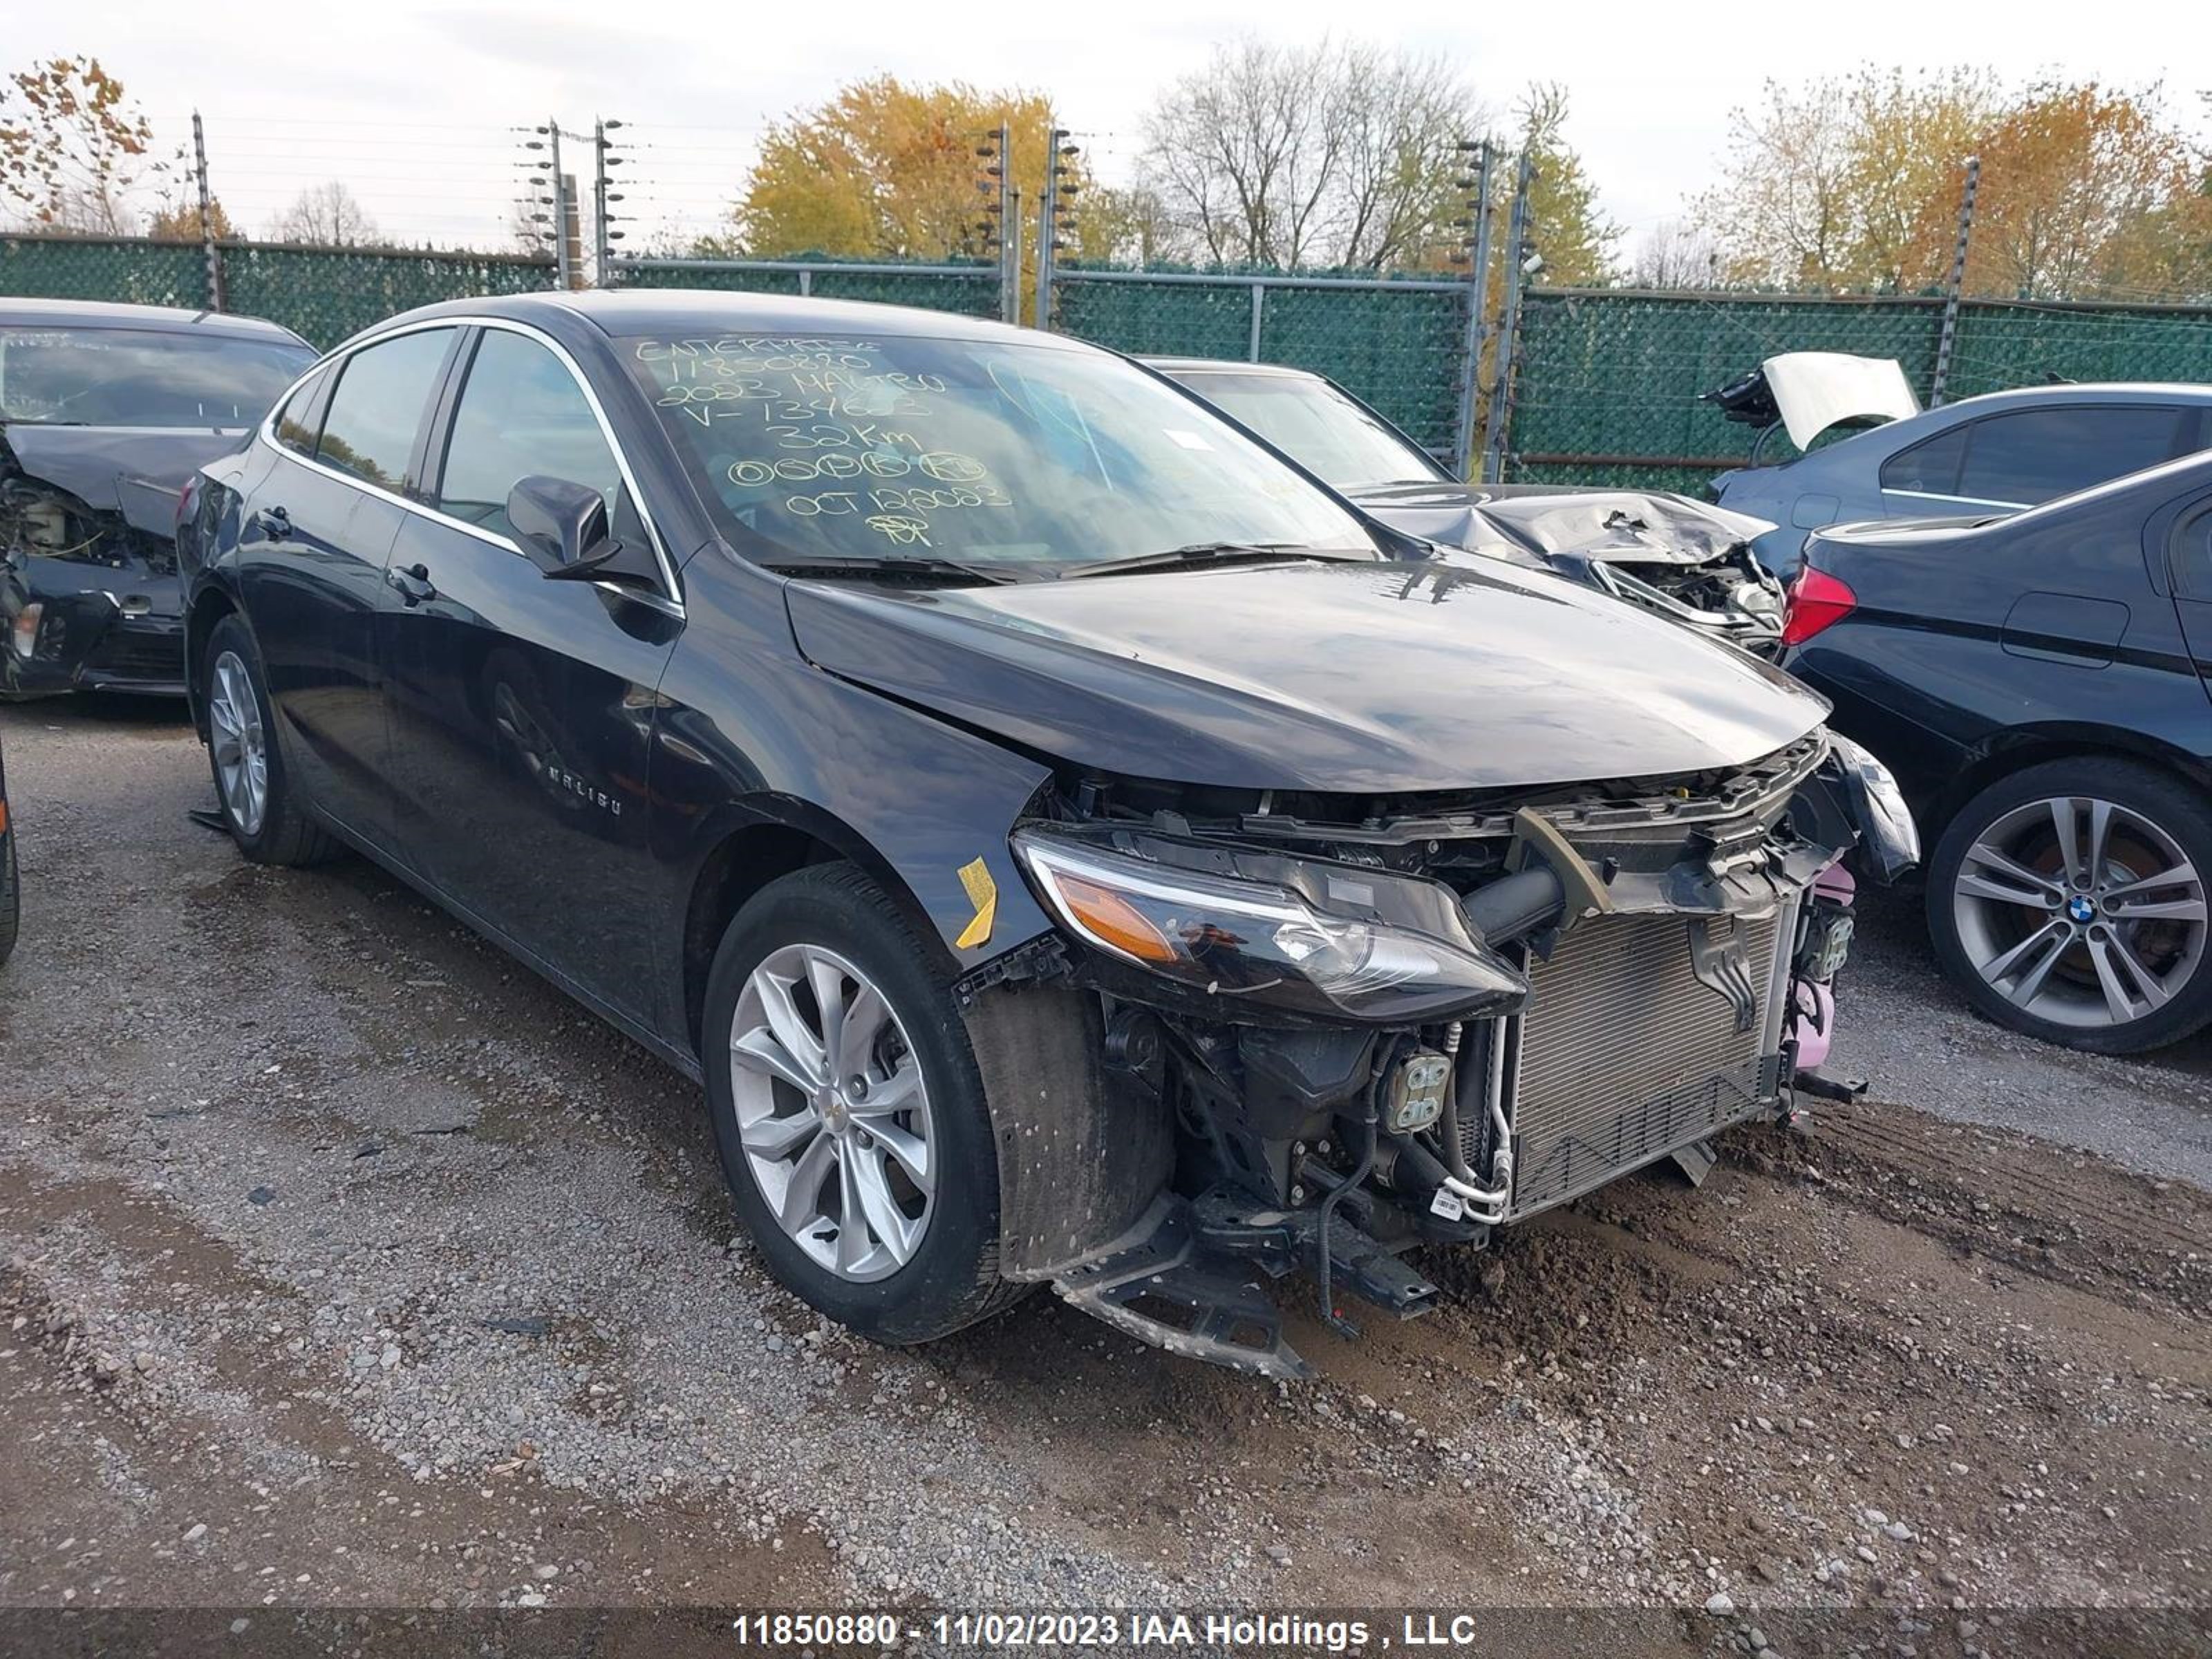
[702, 863, 1027, 1342]
[1929, 758, 2212, 1053]
[201, 615, 337, 867]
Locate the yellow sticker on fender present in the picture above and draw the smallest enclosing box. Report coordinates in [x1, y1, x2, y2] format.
[955, 857, 997, 950]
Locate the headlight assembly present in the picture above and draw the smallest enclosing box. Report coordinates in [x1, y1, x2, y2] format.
[1013, 830, 1526, 1024]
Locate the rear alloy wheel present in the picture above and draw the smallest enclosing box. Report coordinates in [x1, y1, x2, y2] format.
[200, 615, 337, 868]
[1931, 758, 2212, 1053]
[208, 649, 268, 837]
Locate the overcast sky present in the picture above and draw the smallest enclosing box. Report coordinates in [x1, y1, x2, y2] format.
[15, 1, 2210, 252]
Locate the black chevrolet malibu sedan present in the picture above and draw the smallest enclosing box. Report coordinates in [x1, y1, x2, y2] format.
[178, 291, 1912, 1376]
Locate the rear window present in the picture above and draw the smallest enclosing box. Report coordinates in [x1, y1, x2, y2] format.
[1165, 370, 1445, 491]
[0, 326, 315, 428]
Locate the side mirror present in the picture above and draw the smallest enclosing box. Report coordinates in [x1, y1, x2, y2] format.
[507, 476, 614, 575]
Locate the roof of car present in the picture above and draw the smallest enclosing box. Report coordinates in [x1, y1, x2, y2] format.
[364, 288, 1076, 349]
[1941, 380, 2212, 410]
[0, 295, 310, 346]
[1142, 356, 1319, 378]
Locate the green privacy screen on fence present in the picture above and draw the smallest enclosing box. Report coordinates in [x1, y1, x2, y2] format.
[1052, 268, 1472, 458]
[220, 245, 556, 346]
[0, 234, 213, 312]
[1505, 288, 2212, 494]
[12, 232, 2212, 494]
[0, 234, 556, 348]
[612, 257, 1003, 320]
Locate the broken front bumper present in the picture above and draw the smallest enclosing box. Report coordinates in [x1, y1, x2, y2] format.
[2, 561, 186, 697]
[968, 733, 1909, 1378]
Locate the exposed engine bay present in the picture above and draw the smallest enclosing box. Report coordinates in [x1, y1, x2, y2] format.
[963, 729, 1913, 1378]
[1346, 482, 1788, 653]
[1, 424, 195, 697]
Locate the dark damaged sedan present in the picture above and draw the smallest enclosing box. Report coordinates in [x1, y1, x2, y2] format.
[178, 292, 1913, 1376]
[1149, 357, 1788, 653]
[2, 299, 315, 697]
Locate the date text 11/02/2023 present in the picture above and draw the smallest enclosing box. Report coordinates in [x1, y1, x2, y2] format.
[727, 1612, 1566, 1651]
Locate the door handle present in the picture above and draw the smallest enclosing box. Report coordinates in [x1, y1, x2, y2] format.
[254, 506, 292, 541]
[385, 562, 437, 606]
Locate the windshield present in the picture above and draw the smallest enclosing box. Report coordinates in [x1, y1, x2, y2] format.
[623, 332, 1374, 571]
[0, 326, 315, 428]
[1167, 370, 1447, 492]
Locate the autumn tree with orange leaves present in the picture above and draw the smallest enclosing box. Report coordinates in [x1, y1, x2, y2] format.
[730, 77, 1063, 265]
[0, 56, 171, 234]
[1697, 71, 2211, 302]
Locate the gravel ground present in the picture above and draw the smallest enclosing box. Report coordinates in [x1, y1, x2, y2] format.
[1, 697, 2207, 1648]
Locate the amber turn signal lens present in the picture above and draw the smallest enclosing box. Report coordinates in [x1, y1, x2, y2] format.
[1054, 871, 1179, 964]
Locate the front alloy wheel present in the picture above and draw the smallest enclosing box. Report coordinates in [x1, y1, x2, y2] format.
[700, 863, 1024, 1344]
[1933, 759, 2212, 1052]
[730, 942, 935, 1281]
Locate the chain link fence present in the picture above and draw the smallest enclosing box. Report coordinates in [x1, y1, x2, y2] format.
[610, 256, 1003, 320]
[1503, 288, 2212, 494]
[1051, 268, 1475, 458]
[0, 233, 558, 348]
[12, 230, 2212, 494]
[1, 234, 214, 312]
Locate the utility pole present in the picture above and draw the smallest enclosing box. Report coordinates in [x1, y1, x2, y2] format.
[1929, 155, 1981, 407]
[1481, 149, 1538, 485]
[1034, 127, 1075, 330]
[1008, 185, 1024, 327]
[190, 110, 223, 312]
[977, 124, 1011, 322]
[533, 120, 575, 290]
[1451, 138, 1496, 479]
[592, 119, 630, 283]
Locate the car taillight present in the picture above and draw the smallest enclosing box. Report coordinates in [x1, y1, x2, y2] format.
[1782, 566, 1857, 647]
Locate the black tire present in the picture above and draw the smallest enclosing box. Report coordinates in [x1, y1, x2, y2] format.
[702, 863, 1027, 1344]
[202, 615, 339, 868]
[0, 825, 19, 968]
[1927, 756, 2212, 1054]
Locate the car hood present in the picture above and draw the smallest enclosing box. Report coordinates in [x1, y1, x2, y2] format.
[784, 556, 1828, 794]
[2, 423, 248, 536]
[1345, 482, 1519, 559]
[1349, 485, 1775, 571]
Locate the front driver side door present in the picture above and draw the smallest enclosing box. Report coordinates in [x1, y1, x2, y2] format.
[377, 323, 682, 1029]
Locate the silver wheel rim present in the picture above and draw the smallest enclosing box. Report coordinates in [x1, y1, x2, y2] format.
[208, 649, 268, 837]
[1953, 794, 2208, 1029]
[729, 943, 935, 1282]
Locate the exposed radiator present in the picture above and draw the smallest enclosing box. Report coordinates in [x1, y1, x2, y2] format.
[1463, 908, 1791, 1221]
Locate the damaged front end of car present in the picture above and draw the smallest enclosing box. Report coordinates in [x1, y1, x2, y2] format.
[1, 427, 194, 698]
[963, 731, 1913, 1379]
[1468, 491, 1788, 655]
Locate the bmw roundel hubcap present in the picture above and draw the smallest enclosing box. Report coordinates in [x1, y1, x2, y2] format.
[1953, 794, 2208, 1029]
[207, 649, 268, 837]
[728, 944, 935, 1282]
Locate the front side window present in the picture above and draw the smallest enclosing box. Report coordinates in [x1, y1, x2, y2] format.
[0, 326, 314, 428]
[436, 330, 629, 541]
[1167, 370, 1445, 491]
[1956, 405, 2186, 506]
[316, 329, 455, 493]
[622, 331, 1371, 572]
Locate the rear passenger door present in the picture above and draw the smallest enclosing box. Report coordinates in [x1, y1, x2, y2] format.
[377, 323, 682, 1026]
[241, 326, 461, 845]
